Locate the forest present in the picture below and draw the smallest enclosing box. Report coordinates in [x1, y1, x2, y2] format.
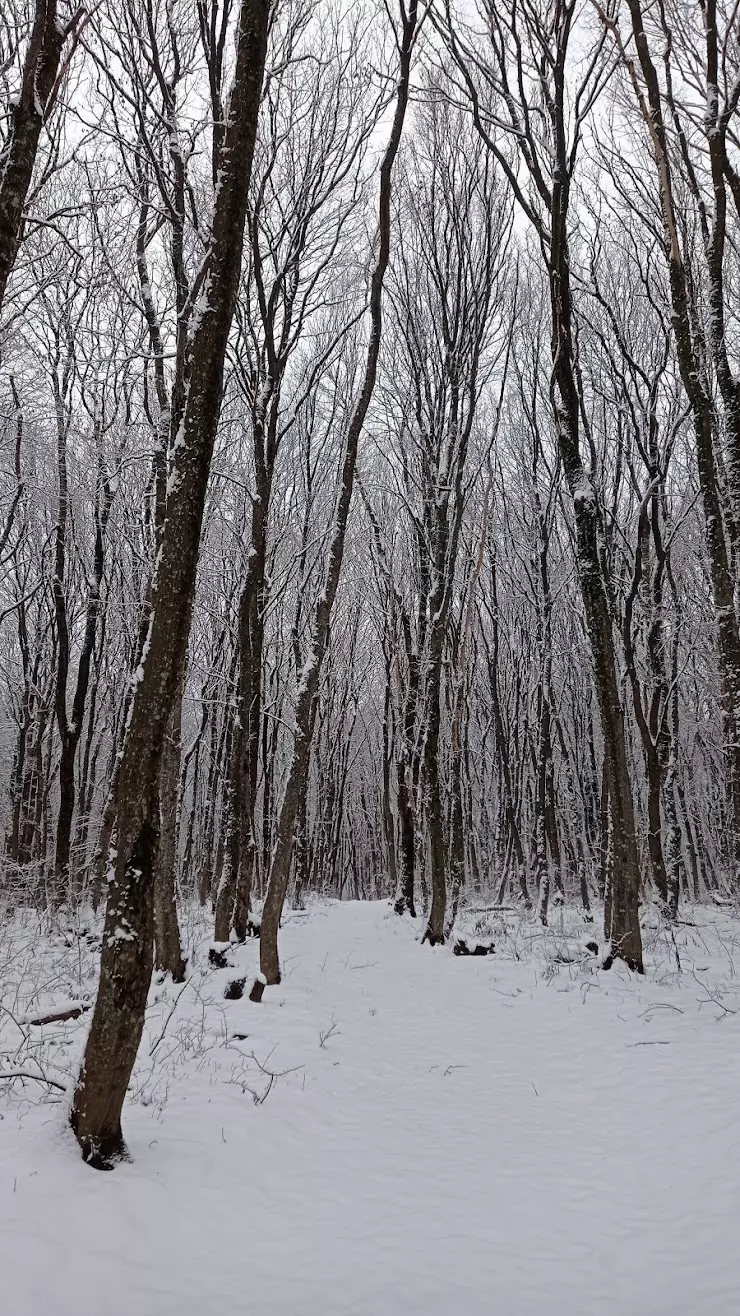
[2, 0, 740, 1310]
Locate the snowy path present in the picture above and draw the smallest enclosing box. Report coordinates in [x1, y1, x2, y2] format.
[2, 900, 739, 1315]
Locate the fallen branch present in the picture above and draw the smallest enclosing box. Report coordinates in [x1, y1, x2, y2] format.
[26, 1002, 90, 1026]
[1, 1070, 67, 1092]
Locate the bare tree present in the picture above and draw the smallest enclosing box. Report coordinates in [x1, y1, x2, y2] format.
[442, 0, 644, 968]
[70, 0, 272, 1168]
[0, 0, 83, 314]
[258, 0, 422, 985]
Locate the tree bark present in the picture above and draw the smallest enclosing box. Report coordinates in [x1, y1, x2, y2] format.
[153, 682, 187, 981]
[259, 0, 420, 985]
[0, 0, 76, 314]
[70, 0, 271, 1168]
[607, 0, 740, 884]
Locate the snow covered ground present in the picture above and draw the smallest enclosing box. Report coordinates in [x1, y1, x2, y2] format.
[2, 898, 740, 1315]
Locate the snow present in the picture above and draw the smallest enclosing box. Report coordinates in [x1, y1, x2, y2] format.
[572, 477, 596, 508]
[128, 620, 153, 704]
[106, 921, 137, 946]
[2, 899, 740, 1315]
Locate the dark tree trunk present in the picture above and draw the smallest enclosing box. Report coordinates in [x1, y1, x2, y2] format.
[259, 0, 419, 985]
[153, 686, 187, 981]
[0, 0, 74, 314]
[292, 786, 309, 910]
[421, 645, 447, 946]
[395, 656, 421, 917]
[485, 559, 531, 909]
[215, 442, 269, 943]
[70, 0, 271, 1168]
[544, 14, 642, 970]
[446, 731, 466, 937]
[619, 0, 740, 880]
[52, 399, 113, 904]
[380, 666, 400, 907]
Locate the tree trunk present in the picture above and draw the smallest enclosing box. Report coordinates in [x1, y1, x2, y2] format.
[0, 0, 72, 313]
[486, 561, 531, 909]
[548, 127, 643, 970]
[70, 0, 271, 1167]
[259, 0, 419, 985]
[153, 686, 187, 981]
[421, 647, 447, 946]
[617, 0, 740, 880]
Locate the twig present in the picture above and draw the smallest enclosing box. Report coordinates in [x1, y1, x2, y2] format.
[0, 1070, 67, 1092]
[149, 983, 190, 1056]
[319, 1020, 340, 1048]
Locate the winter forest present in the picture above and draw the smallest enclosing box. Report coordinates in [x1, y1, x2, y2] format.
[2, 0, 740, 1310]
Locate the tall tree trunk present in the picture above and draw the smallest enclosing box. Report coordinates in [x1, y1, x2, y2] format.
[0, 0, 75, 313]
[380, 663, 400, 906]
[608, 0, 740, 882]
[53, 416, 113, 902]
[485, 558, 531, 909]
[292, 786, 309, 910]
[70, 0, 271, 1168]
[445, 0, 642, 966]
[259, 0, 420, 985]
[214, 456, 268, 942]
[421, 661, 447, 947]
[395, 652, 421, 917]
[153, 680, 187, 981]
[550, 211, 642, 966]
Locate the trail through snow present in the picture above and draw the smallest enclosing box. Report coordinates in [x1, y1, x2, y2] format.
[1, 900, 739, 1315]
